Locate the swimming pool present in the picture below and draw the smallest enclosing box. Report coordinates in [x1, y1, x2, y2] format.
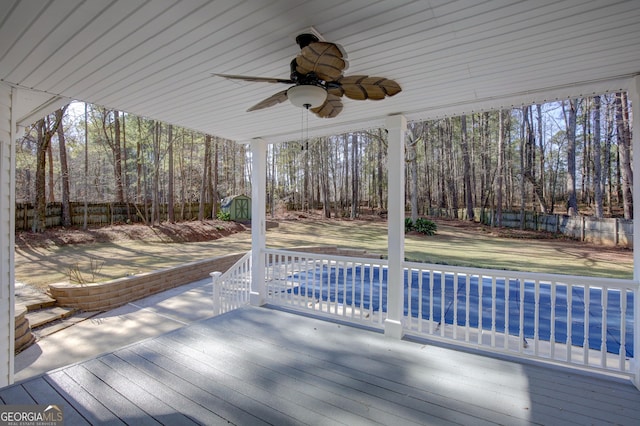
[288, 264, 634, 356]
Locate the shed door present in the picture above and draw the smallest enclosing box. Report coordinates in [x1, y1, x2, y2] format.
[235, 198, 249, 219]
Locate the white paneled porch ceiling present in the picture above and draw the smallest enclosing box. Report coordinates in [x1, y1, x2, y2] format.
[1, 0, 639, 143]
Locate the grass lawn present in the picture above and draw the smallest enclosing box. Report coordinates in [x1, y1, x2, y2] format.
[14, 218, 633, 290]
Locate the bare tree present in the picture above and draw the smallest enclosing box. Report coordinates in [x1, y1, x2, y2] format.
[564, 99, 580, 216]
[56, 107, 72, 227]
[616, 92, 633, 219]
[199, 134, 212, 220]
[593, 96, 604, 218]
[32, 107, 66, 232]
[460, 115, 474, 221]
[496, 110, 506, 227]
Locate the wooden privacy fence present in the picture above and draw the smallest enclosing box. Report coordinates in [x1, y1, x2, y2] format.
[15, 202, 215, 231]
[426, 207, 633, 248]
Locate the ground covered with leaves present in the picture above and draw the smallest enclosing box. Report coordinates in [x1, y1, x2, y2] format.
[15, 219, 247, 249]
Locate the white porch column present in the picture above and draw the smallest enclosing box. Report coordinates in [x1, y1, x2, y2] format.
[630, 76, 640, 389]
[0, 83, 16, 386]
[250, 138, 267, 306]
[384, 114, 407, 339]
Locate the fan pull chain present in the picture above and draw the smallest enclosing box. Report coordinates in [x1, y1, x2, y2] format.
[300, 105, 305, 150]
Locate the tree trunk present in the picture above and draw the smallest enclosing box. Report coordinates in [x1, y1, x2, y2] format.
[406, 124, 420, 223]
[113, 111, 124, 203]
[56, 107, 72, 227]
[460, 115, 474, 221]
[213, 136, 219, 218]
[83, 103, 89, 230]
[32, 109, 65, 232]
[564, 99, 579, 216]
[496, 110, 505, 227]
[167, 124, 175, 223]
[593, 96, 604, 218]
[33, 120, 48, 232]
[199, 134, 211, 220]
[136, 117, 143, 206]
[351, 133, 359, 219]
[616, 92, 633, 219]
[151, 121, 161, 225]
[522, 106, 548, 213]
[377, 130, 385, 210]
[519, 108, 526, 227]
[46, 127, 55, 203]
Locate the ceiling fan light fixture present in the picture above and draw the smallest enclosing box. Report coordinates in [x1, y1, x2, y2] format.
[287, 84, 327, 109]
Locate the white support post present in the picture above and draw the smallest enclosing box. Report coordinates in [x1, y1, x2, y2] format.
[210, 271, 222, 316]
[629, 75, 640, 389]
[250, 138, 267, 306]
[384, 114, 407, 339]
[0, 83, 16, 386]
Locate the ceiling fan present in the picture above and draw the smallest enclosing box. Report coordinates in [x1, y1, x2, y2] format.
[214, 33, 402, 118]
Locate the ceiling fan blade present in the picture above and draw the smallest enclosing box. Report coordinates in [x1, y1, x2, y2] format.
[296, 42, 347, 82]
[247, 89, 289, 112]
[311, 94, 343, 118]
[337, 75, 402, 100]
[213, 73, 293, 84]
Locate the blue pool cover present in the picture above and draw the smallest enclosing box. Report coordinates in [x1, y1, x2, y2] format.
[289, 265, 634, 356]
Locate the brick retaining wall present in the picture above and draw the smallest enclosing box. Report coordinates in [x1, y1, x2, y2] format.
[49, 253, 245, 311]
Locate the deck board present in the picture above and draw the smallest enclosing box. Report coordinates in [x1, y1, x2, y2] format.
[44, 371, 127, 426]
[2, 305, 640, 425]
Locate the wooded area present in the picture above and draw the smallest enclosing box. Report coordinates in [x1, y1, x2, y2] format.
[15, 92, 633, 232]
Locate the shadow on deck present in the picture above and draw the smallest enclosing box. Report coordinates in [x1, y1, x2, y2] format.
[2, 305, 640, 425]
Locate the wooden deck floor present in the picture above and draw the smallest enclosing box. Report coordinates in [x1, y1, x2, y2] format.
[2, 305, 640, 425]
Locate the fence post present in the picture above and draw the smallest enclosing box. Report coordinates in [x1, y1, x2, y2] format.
[210, 271, 222, 316]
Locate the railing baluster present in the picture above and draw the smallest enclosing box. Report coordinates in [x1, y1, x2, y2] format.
[359, 262, 365, 321]
[601, 286, 608, 368]
[368, 263, 374, 320]
[491, 276, 497, 348]
[418, 270, 424, 333]
[465, 274, 470, 342]
[583, 284, 590, 366]
[350, 262, 356, 319]
[620, 290, 627, 372]
[440, 271, 445, 337]
[582, 286, 591, 365]
[534, 279, 540, 356]
[406, 269, 413, 331]
[550, 280, 556, 359]
[477, 275, 483, 345]
[429, 269, 434, 335]
[504, 277, 509, 350]
[453, 272, 459, 340]
[519, 278, 525, 353]
[567, 283, 573, 363]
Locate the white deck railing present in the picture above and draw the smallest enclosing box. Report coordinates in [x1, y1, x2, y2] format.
[211, 251, 252, 316]
[263, 248, 388, 328]
[260, 248, 637, 377]
[403, 261, 636, 376]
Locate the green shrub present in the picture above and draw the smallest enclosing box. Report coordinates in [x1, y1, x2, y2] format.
[414, 217, 437, 235]
[216, 210, 231, 221]
[405, 217, 414, 232]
